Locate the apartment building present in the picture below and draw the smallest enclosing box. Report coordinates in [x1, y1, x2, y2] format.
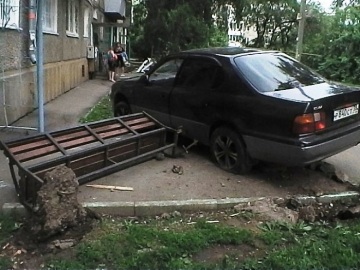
[0, 0, 128, 127]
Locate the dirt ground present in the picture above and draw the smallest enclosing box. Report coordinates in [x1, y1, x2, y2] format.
[2, 196, 360, 269]
[77, 141, 357, 204]
[1, 138, 358, 269]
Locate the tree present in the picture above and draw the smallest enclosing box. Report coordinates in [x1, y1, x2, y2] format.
[241, 0, 299, 50]
[131, 0, 228, 59]
[129, 1, 147, 59]
[129, 0, 360, 85]
[301, 3, 330, 69]
[317, 5, 360, 83]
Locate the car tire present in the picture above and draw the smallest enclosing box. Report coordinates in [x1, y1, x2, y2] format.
[210, 127, 252, 174]
[114, 101, 131, 117]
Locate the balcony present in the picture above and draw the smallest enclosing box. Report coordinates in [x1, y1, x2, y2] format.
[104, 0, 126, 21]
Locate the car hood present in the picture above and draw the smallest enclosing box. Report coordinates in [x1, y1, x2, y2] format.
[262, 82, 359, 102]
[121, 74, 144, 84]
[112, 74, 143, 92]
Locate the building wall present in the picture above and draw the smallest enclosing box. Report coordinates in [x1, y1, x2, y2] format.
[226, 5, 258, 46]
[0, 0, 99, 127]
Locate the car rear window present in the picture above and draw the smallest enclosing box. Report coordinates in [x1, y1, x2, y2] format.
[234, 53, 325, 92]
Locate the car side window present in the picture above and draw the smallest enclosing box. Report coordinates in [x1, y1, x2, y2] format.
[176, 58, 224, 89]
[149, 59, 183, 83]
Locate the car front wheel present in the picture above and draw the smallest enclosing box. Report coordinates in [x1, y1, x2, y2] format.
[210, 127, 252, 174]
[114, 101, 131, 117]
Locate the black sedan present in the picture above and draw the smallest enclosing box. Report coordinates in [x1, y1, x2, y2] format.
[110, 47, 360, 173]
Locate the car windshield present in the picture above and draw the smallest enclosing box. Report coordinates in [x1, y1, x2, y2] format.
[234, 53, 325, 92]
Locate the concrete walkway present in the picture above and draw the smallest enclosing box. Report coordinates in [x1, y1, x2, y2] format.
[0, 78, 112, 140]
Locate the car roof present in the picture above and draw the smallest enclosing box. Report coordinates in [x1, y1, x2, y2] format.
[181, 47, 263, 57]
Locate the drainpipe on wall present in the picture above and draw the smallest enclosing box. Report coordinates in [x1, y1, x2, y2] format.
[36, 0, 45, 132]
[28, 0, 37, 64]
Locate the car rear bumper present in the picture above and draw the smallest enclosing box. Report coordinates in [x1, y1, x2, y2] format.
[243, 128, 360, 166]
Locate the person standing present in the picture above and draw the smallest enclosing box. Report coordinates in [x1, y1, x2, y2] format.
[107, 47, 117, 82]
[114, 43, 126, 77]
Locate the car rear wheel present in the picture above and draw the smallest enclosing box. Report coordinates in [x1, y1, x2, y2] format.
[210, 127, 252, 174]
[114, 101, 131, 117]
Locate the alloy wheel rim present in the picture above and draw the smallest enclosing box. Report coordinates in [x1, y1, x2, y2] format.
[117, 105, 129, 116]
[213, 135, 238, 169]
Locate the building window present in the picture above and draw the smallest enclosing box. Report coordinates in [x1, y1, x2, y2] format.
[100, 16, 104, 40]
[0, 0, 20, 29]
[83, 7, 89, 37]
[43, 0, 57, 33]
[66, 0, 79, 36]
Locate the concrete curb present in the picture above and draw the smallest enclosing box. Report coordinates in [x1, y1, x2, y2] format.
[2, 191, 359, 217]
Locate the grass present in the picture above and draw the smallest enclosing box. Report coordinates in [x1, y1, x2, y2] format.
[2, 98, 360, 269]
[41, 212, 360, 270]
[1, 207, 360, 269]
[47, 217, 253, 270]
[79, 95, 113, 123]
[0, 213, 21, 269]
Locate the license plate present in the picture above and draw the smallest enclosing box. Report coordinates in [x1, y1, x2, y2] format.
[333, 104, 359, 121]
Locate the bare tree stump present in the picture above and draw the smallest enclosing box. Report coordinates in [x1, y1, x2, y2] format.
[30, 165, 90, 241]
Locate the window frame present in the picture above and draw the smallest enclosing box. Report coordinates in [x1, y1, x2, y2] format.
[83, 7, 89, 37]
[0, 0, 20, 30]
[66, 0, 79, 37]
[42, 0, 57, 34]
[175, 57, 224, 90]
[148, 58, 183, 85]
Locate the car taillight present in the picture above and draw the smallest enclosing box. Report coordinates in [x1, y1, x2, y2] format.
[293, 112, 326, 134]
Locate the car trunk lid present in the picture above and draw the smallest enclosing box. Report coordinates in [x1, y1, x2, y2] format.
[263, 82, 360, 131]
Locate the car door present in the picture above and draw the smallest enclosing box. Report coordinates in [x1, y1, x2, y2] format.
[132, 58, 183, 125]
[170, 57, 225, 144]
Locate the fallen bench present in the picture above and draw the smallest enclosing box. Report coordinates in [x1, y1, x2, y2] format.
[0, 112, 179, 212]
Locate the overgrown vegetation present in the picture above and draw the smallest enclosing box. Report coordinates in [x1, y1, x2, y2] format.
[40, 212, 360, 270]
[0, 214, 20, 269]
[1, 208, 360, 269]
[79, 96, 113, 123]
[303, 5, 360, 84]
[130, 0, 360, 85]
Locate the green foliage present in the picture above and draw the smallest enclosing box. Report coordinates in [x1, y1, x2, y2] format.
[0, 213, 19, 242]
[47, 218, 253, 270]
[262, 223, 360, 269]
[209, 26, 228, 47]
[131, 0, 226, 59]
[165, 4, 211, 52]
[0, 211, 355, 270]
[130, 0, 360, 85]
[0, 214, 20, 270]
[130, 0, 300, 58]
[302, 5, 360, 84]
[251, 220, 360, 270]
[244, 0, 299, 50]
[129, 1, 148, 58]
[0, 257, 12, 270]
[79, 96, 113, 123]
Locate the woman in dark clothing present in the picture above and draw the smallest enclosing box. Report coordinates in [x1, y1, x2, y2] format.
[107, 47, 117, 82]
[114, 43, 125, 77]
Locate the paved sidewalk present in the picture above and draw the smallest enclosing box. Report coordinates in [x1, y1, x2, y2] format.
[0, 78, 112, 141]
